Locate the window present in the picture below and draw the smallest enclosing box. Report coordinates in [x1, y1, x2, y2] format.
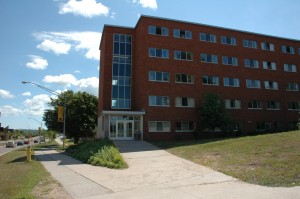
[243, 39, 257, 48]
[267, 101, 280, 110]
[148, 121, 170, 132]
[261, 42, 275, 51]
[288, 102, 300, 111]
[284, 64, 297, 72]
[223, 77, 240, 87]
[234, 122, 243, 131]
[148, 26, 168, 36]
[200, 53, 218, 64]
[246, 79, 261, 88]
[200, 33, 216, 43]
[248, 100, 262, 109]
[175, 74, 194, 84]
[221, 36, 237, 45]
[174, 50, 193, 61]
[264, 81, 279, 90]
[282, 45, 295, 54]
[112, 34, 132, 109]
[299, 48, 300, 55]
[225, 99, 241, 109]
[149, 48, 169, 58]
[202, 75, 219, 86]
[148, 71, 169, 82]
[256, 122, 272, 131]
[222, 56, 238, 66]
[176, 121, 195, 132]
[174, 29, 192, 39]
[262, 61, 277, 70]
[149, 96, 170, 106]
[244, 59, 259, 68]
[286, 82, 299, 91]
[175, 97, 195, 107]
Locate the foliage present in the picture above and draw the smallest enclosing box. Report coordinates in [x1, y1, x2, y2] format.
[152, 131, 300, 187]
[42, 130, 56, 143]
[198, 92, 232, 132]
[0, 129, 38, 140]
[66, 139, 128, 169]
[43, 90, 98, 143]
[297, 112, 300, 130]
[88, 146, 127, 168]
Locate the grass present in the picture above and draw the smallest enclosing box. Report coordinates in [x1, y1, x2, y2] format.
[65, 139, 128, 169]
[152, 131, 300, 187]
[0, 143, 59, 199]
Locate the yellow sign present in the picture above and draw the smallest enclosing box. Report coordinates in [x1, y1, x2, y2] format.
[58, 106, 64, 122]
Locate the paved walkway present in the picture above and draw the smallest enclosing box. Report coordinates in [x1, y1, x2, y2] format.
[34, 138, 300, 199]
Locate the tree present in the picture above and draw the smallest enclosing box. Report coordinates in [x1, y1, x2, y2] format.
[198, 92, 232, 132]
[297, 112, 300, 130]
[43, 90, 98, 143]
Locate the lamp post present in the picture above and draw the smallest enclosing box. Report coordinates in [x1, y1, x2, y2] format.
[28, 117, 42, 142]
[22, 81, 66, 148]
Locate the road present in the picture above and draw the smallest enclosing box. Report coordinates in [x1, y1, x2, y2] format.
[0, 138, 40, 156]
[0, 144, 26, 156]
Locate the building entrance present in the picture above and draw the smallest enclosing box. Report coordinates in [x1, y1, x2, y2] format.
[116, 120, 134, 140]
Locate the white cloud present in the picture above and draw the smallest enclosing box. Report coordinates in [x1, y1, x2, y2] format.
[0, 105, 22, 116]
[59, 0, 109, 18]
[133, 0, 157, 10]
[76, 77, 99, 96]
[0, 89, 14, 99]
[43, 74, 77, 87]
[37, 39, 71, 55]
[110, 12, 116, 19]
[26, 55, 48, 70]
[23, 94, 51, 116]
[22, 92, 31, 96]
[42, 74, 98, 96]
[34, 31, 101, 60]
[74, 70, 81, 73]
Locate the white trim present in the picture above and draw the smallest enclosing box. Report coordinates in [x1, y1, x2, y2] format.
[102, 110, 145, 116]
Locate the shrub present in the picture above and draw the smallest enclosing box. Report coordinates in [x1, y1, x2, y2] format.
[88, 146, 127, 169]
[65, 139, 127, 169]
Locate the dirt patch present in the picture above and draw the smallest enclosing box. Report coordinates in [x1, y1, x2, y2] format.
[32, 177, 72, 199]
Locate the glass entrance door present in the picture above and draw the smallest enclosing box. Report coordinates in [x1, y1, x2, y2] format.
[116, 121, 134, 140]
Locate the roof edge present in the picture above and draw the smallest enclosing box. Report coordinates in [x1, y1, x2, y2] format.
[137, 15, 300, 42]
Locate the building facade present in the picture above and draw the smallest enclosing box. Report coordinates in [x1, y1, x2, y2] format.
[97, 15, 300, 140]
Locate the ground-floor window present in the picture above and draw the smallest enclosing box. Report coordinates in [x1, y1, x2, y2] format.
[256, 121, 272, 131]
[234, 122, 243, 131]
[149, 121, 170, 132]
[175, 121, 195, 132]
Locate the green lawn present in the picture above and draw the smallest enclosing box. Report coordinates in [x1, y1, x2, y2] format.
[0, 143, 66, 199]
[152, 131, 300, 187]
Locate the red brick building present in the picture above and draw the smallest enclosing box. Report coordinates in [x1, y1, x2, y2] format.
[97, 15, 300, 140]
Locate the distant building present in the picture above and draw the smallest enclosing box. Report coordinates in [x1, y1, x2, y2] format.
[97, 15, 300, 140]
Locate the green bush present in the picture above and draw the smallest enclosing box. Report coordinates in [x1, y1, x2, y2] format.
[88, 146, 127, 168]
[65, 139, 127, 169]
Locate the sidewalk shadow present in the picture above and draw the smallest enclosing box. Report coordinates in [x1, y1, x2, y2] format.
[113, 138, 230, 153]
[33, 148, 84, 166]
[113, 140, 163, 153]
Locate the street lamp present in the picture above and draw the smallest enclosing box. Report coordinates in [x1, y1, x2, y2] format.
[22, 81, 66, 148]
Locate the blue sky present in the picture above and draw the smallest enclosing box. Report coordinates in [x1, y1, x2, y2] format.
[0, 0, 300, 130]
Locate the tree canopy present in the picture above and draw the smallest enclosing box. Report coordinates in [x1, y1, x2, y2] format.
[43, 90, 98, 143]
[198, 92, 232, 132]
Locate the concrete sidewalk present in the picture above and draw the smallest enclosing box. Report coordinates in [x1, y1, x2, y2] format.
[34, 138, 300, 199]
